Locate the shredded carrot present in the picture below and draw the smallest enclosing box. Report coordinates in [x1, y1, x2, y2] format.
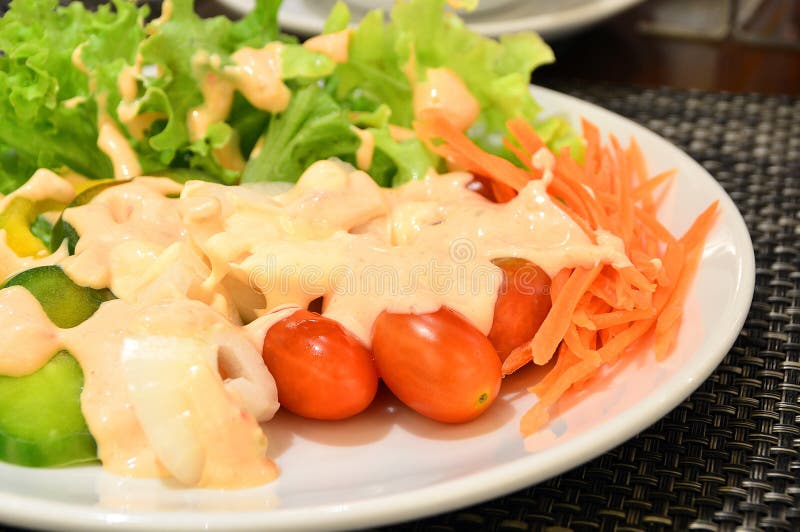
[503, 264, 602, 372]
[633, 169, 675, 202]
[412, 113, 717, 437]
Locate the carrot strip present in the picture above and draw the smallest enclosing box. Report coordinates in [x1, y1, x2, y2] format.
[507, 118, 546, 156]
[414, 112, 530, 190]
[503, 138, 536, 172]
[618, 266, 656, 293]
[503, 265, 602, 373]
[633, 169, 675, 202]
[590, 307, 657, 329]
[597, 318, 656, 364]
[564, 323, 602, 365]
[549, 268, 573, 302]
[521, 353, 596, 435]
[634, 207, 677, 245]
[654, 202, 719, 358]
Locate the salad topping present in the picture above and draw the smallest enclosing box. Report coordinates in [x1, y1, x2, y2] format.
[0, 0, 715, 490]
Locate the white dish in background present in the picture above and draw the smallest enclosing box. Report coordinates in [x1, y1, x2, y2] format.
[345, 0, 518, 15]
[218, 0, 645, 38]
[0, 85, 755, 532]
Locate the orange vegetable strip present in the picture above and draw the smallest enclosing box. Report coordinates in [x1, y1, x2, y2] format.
[572, 308, 595, 330]
[590, 307, 657, 329]
[618, 266, 656, 293]
[654, 202, 719, 359]
[503, 138, 536, 171]
[548, 178, 591, 222]
[657, 240, 685, 288]
[627, 137, 648, 185]
[678, 200, 720, 250]
[617, 140, 636, 247]
[581, 118, 602, 175]
[634, 207, 677, 245]
[597, 318, 657, 364]
[414, 113, 530, 191]
[631, 251, 661, 282]
[564, 323, 602, 365]
[503, 264, 603, 373]
[633, 169, 675, 202]
[588, 270, 621, 307]
[507, 118, 546, 156]
[549, 268, 573, 303]
[521, 356, 596, 435]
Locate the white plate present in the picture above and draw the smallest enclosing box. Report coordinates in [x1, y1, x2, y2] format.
[0, 86, 755, 532]
[219, 0, 644, 38]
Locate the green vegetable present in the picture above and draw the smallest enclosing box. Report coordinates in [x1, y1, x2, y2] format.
[0, 351, 97, 467]
[242, 84, 359, 183]
[3, 265, 114, 328]
[327, 0, 582, 160]
[0, 265, 113, 467]
[0, 0, 581, 188]
[0, 0, 142, 186]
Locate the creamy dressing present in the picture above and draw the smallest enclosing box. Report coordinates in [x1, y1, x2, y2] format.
[63, 96, 87, 109]
[0, 154, 634, 488]
[97, 113, 143, 180]
[413, 67, 480, 131]
[227, 43, 290, 113]
[0, 289, 278, 487]
[0, 169, 76, 212]
[351, 126, 375, 170]
[303, 29, 352, 64]
[181, 160, 628, 344]
[118, 55, 143, 104]
[389, 124, 416, 142]
[188, 72, 234, 142]
[213, 135, 248, 173]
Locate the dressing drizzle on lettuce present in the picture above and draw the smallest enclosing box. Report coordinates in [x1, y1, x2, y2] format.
[0, 0, 581, 191]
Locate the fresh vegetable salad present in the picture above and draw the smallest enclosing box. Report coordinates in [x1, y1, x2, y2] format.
[0, 0, 715, 488]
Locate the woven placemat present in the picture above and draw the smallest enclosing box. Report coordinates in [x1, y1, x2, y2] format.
[382, 84, 800, 532]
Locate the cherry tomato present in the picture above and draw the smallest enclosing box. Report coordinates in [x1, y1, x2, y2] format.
[488, 258, 552, 361]
[372, 307, 502, 423]
[262, 310, 378, 420]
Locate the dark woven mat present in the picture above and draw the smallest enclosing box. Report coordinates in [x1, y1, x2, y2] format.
[380, 83, 800, 532]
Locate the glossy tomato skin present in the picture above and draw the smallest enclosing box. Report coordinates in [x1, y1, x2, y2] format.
[262, 310, 378, 420]
[372, 307, 502, 423]
[488, 258, 552, 361]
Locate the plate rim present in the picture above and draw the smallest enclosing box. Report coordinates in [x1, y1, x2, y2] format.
[217, 0, 645, 38]
[0, 85, 756, 532]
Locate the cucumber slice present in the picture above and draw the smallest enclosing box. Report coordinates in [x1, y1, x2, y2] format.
[0, 266, 112, 467]
[0, 351, 97, 467]
[2, 265, 113, 328]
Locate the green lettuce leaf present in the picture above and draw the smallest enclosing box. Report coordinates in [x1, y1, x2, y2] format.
[327, 0, 580, 160]
[0, 0, 143, 183]
[241, 84, 359, 183]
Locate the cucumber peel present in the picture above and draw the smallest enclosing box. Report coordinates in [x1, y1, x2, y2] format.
[0, 266, 111, 467]
[0, 352, 97, 467]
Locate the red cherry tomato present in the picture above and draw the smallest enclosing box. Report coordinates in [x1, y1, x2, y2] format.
[262, 310, 378, 420]
[372, 307, 502, 423]
[487, 258, 552, 361]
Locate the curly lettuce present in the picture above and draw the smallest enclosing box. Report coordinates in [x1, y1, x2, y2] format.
[0, 0, 581, 189]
